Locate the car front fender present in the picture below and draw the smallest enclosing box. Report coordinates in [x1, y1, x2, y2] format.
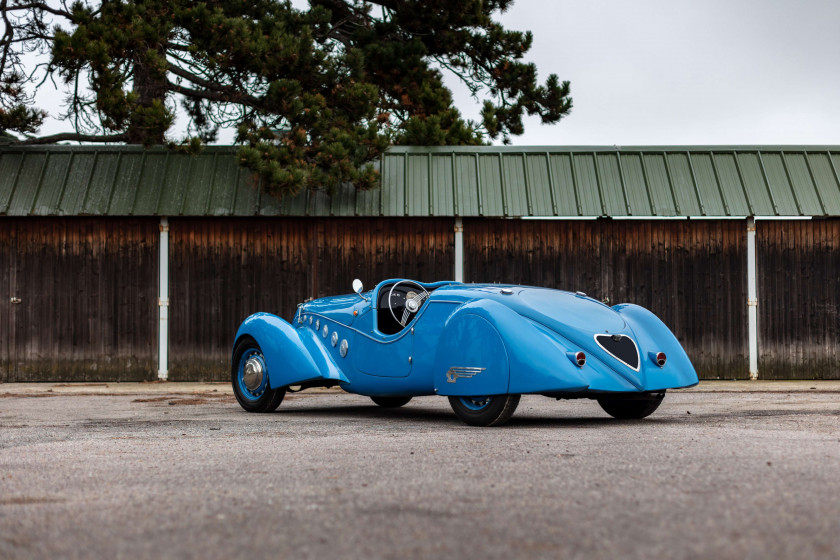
[233, 313, 349, 389]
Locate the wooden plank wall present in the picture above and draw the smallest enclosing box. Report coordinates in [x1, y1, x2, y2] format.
[0, 218, 158, 381]
[0, 219, 12, 380]
[168, 218, 310, 380]
[167, 218, 454, 380]
[464, 219, 749, 379]
[757, 219, 840, 379]
[3, 216, 836, 381]
[316, 218, 455, 296]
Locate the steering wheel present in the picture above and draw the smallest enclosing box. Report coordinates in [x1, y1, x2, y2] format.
[388, 280, 430, 328]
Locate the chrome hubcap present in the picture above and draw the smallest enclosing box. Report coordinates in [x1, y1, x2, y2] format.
[242, 356, 264, 391]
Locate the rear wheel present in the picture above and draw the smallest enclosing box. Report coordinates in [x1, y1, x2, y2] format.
[448, 394, 520, 427]
[231, 337, 286, 413]
[597, 392, 665, 419]
[370, 396, 412, 408]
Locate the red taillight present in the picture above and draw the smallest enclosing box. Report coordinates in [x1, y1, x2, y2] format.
[566, 351, 586, 367]
[656, 352, 666, 367]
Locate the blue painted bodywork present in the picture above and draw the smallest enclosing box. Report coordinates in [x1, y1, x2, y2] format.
[232, 280, 699, 399]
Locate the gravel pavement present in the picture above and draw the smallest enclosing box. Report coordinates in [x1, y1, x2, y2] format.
[1, 381, 839, 560]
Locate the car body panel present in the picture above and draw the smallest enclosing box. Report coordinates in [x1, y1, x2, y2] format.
[233, 313, 349, 389]
[353, 329, 412, 377]
[232, 279, 699, 398]
[614, 303, 699, 391]
[432, 310, 511, 396]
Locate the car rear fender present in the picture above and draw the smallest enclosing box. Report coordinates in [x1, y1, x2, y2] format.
[433, 300, 589, 396]
[233, 313, 349, 389]
[613, 304, 699, 390]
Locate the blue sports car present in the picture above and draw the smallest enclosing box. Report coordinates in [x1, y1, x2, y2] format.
[231, 279, 698, 426]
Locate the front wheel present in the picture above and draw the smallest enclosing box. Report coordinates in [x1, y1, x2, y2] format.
[597, 392, 665, 419]
[448, 394, 520, 427]
[231, 337, 286, 413]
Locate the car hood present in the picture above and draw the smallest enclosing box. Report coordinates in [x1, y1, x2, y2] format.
[299, 293, 368, 327]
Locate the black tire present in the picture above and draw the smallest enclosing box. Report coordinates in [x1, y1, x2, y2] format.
[448, 394, 521, 427]
[231, 337, 286, 413]
[370, 396, 412, 408]
[597, 392, 665, 419]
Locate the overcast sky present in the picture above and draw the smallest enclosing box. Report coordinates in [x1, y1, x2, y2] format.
[485, 0, 840, 146]
[30, 0, 840, 147]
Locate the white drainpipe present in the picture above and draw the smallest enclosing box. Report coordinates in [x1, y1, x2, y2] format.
[454, 218, 464, 282]
[158, 217, 170, 380]
[747, 217, 758, 380]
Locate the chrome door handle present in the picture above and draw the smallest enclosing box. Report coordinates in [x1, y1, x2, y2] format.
[10, 297, 21, 304]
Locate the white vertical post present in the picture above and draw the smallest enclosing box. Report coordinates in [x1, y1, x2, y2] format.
[747, 217, 758, 380]
[454, 217, 464, 282]
[158, 217, 169, 380]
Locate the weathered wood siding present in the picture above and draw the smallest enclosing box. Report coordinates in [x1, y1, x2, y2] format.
[0, 219, 12, 380]
[3, 215, 836, 381]
[316, 218, 455, 295]
[464, 219, 749, 379]
[168, 218, 454, 380]
[758, 219, 840, 379]
[168, 218, 310, 380]
[0, 218, 158, 381]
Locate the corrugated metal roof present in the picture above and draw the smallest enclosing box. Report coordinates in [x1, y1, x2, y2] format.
[1, 144, 839, 217]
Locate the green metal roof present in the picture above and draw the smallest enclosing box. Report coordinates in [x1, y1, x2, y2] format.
[2, 144, 840, 217]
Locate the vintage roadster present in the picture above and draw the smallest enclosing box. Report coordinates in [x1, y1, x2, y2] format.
[231, 279, 698, 426]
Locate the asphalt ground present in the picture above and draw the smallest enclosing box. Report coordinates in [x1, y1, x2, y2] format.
[1, 381, 839, 560]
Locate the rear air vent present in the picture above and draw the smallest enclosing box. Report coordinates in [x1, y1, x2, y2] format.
[594, 334, 640, 371]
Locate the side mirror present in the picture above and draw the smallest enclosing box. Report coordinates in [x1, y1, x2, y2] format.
[352, 279, 369, 302]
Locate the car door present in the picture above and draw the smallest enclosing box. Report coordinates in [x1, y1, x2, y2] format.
[352, 329, 413, 378]
[350, 287, 414, 378]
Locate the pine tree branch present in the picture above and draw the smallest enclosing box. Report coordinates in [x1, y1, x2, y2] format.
[1, 0, 14, 73]
[163, 41, 192, 53]
[4, 2, 72, 18]
[433, 56, 483, 97]
[167, 63, 261, 106]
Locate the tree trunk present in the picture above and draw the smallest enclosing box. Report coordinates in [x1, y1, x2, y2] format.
[128, 50, 169, 145]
